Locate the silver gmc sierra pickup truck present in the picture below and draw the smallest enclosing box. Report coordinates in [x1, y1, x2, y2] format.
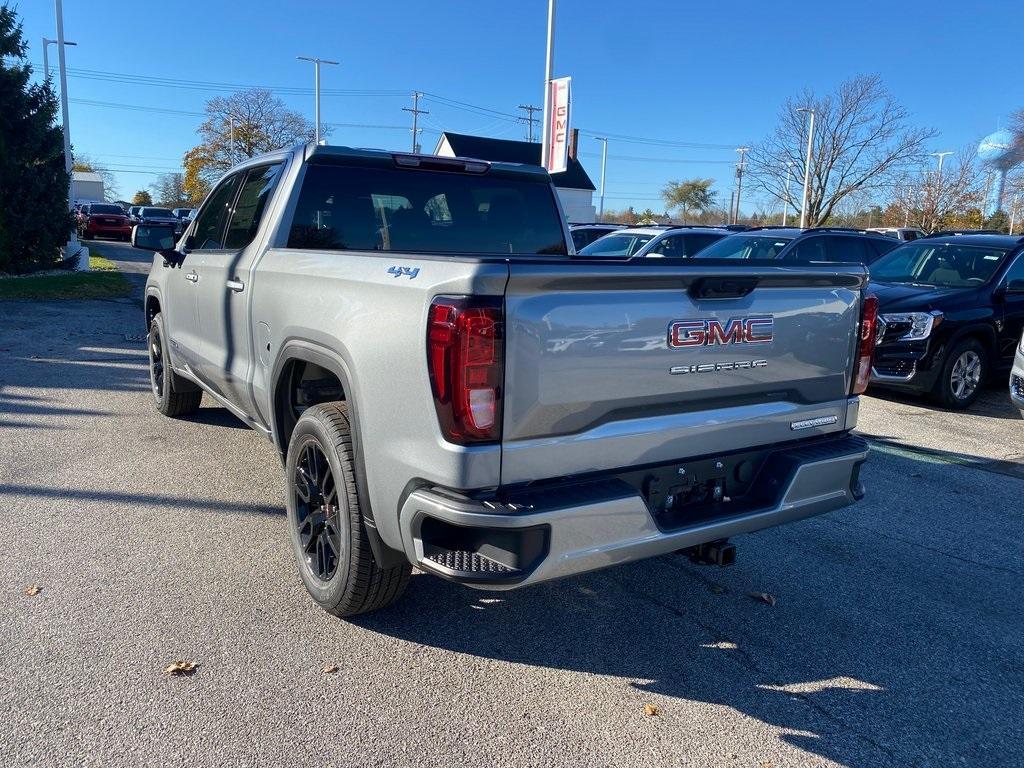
[136, 142, 876, 618]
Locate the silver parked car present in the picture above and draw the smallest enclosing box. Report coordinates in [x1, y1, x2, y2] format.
[577, 226, 729, 259]
[1011, 331, 1024, 412]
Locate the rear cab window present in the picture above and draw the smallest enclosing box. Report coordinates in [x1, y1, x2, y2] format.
[286, 161, 567, 256]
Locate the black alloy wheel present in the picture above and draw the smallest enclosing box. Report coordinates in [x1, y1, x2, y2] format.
[293, 439, 343, 582]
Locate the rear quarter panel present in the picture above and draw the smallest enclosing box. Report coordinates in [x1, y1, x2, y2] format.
[249, 249, 508, 551]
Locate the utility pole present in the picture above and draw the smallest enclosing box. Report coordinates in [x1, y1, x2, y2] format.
[797, 107, 816, 229]
[732, 146, 749, 225]
[297, 55, 339, 145]
[518, 104, 541, 142]
[403, 92, 429, 153]
[594, 137, 608, 221]
[539, 0, 556, 168]
[54, 0, 85, 270]
[228, 115, 234, 163]
[782, 161, 794, 225]
[1010, 194, 1019, 235]
[42, 37, 76, 82]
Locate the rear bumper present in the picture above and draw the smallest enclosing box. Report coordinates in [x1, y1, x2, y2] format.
[398, 434, 869, 590]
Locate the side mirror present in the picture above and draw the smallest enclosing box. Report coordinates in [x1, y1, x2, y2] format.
[131, 223, 177, 252]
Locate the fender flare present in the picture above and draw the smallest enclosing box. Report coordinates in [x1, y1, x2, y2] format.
[270, 339, 406, 569]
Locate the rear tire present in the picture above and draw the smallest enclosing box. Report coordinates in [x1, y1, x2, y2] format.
[285, 402, 411, 618]
[931, 338, 986, 410]
[148, 312, 202, 417]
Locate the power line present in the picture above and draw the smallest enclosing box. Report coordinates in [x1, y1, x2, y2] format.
[578, 151, 735, 165]
[577, 128, 736, 150]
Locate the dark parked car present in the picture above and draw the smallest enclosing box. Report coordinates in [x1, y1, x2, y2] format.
[137, 206, 183, 234]
[693, 227, 900, 263]
[77, 203, 131, 241]
[569, 223, 622, 250]
[868, 234, 1024, 409]
[576, 226, 729, 259]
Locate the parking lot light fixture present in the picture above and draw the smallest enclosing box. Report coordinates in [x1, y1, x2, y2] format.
[595, 137, 608, 221]
[54, 0, 86, 271]
[297, 56, 339, 145]
[796, 107, 815, 229]
[41, 37, 76, 83]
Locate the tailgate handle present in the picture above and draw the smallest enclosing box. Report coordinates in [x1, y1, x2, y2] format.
[689, 276, 759, 299]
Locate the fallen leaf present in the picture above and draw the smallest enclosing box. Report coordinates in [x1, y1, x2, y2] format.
[164, 661, 197, 677]
[643, 703, 661, 717]
[747, 592, 777, 606]
[322, 664, 339, 674]
[709, 584, 727, 595]
[23, 585, 41, 597]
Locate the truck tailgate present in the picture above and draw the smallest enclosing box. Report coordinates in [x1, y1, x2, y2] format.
[500, 262, 868, 485]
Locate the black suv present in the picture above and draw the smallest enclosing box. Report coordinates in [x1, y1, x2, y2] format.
[868, 234, 1024, 408]
[693, 227, 899, 263]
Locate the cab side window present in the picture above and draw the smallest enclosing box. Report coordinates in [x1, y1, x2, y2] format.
[649, 234, 687, 258]
[826, 236, 869, 263]
[192, 174, 242, 250]
[224, 164, 284, 250]
[785, 235, 827, 262]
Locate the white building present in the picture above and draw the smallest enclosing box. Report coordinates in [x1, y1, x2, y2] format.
[71, 171, 105, 206]
[434, 132, 596, 222]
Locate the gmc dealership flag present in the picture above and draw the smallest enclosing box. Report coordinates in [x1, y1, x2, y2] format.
[545, 76, 572, 174]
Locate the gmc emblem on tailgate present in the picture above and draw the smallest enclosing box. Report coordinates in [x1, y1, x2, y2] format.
[667, 316, 774, 348]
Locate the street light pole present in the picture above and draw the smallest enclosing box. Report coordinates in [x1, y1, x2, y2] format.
[595, 137, 608, 221]
[539, 0, 556, 169]
[42, 37, 76, 82]
[797, 107, 815, 229]
[782, 161, 793, 226]
[54, 0, 85, 271]
[297, 55, 339, 144]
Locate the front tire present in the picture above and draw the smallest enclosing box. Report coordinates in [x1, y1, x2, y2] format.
[285, 402, 411, 618]
[148, 312, 202, 417]
[931, 338, 986, 410]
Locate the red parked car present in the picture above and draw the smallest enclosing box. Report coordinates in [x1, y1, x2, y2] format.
[77, 203, 132, 241]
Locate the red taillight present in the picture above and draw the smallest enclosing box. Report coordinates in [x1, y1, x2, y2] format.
[851, 294, 878, 395]
[427, 296, 503, 444]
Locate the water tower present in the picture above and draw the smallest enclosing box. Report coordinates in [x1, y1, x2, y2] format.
[978, 129, 1022, 216]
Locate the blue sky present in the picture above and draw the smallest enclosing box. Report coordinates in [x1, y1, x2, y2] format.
[16, 0, 1023, 212]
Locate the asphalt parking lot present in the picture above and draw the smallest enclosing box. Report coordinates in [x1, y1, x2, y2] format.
[2, 241, 1023, 767]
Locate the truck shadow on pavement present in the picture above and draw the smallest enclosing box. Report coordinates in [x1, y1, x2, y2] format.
[355, 449, 1022, 767]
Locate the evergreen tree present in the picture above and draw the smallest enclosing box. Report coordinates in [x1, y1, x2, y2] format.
[0, 4, 71, 273]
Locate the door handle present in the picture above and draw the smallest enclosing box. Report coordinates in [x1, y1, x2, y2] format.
[185, 271, 199, 283]
[226, 278, 245, 293]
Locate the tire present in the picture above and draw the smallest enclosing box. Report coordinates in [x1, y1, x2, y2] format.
[931, 338, 987, 410]
[285, 402, 411, 618]
[147, 313, 202, 417]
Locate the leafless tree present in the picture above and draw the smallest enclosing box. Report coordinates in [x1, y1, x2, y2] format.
[885, 147, 983, 231]
[183, 89, 318, 201]
[746, 75, 936, 227]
